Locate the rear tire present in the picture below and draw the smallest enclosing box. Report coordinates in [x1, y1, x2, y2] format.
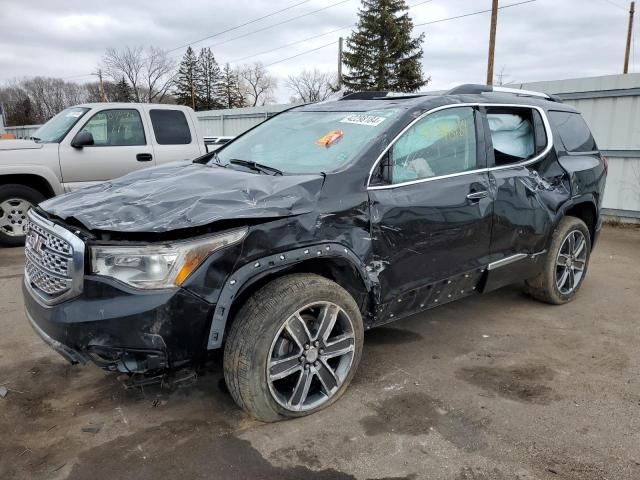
[525, 216, 591, 305]
[223, 273, 364, 422]
[0, 184, 45, 247]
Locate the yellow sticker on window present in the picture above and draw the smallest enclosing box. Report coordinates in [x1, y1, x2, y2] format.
[315, 130, 344, 148]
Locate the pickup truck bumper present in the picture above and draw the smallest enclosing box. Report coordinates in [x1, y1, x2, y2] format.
[23, 276, 215, 373]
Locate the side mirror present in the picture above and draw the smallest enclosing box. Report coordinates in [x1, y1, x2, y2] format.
[71, 131, 94, 148]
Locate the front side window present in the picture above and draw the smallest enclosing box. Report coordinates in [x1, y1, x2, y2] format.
[215, 108, 403, 174]
[390, 107, 477, 184]
[548, 110, 597, 152]
[149, 109, 192, 145]
[32, 107, 89, 143]
[79, 109, 146, 146]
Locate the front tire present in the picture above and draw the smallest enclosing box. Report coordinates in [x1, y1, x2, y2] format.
[0, 184, 45, 247]
[223, 274, 364, 422]
[525, 216, 591, 304]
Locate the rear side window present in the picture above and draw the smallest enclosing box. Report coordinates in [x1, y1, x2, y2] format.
[149, 109, 192, 145]
[548, 111, 596, 152]
[484, 107, 548, 166]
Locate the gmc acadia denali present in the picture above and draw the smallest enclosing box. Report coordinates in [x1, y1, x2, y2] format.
[23, 85, 607, 421]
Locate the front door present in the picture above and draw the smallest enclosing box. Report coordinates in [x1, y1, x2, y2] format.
[368, 106, 493, 320]
[59, 108, 155, 191]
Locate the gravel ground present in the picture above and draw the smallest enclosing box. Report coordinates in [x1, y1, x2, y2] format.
[0, 226, 638, 480]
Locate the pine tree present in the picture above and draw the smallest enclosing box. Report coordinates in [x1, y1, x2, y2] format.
[219, 63, 245, 109]
[342, 0, 427, 92]
[174, 46, 200, 109]
[113, 76, 133, 102]
[197, 48, 224, 110]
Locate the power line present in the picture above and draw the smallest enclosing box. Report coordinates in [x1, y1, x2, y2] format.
[166, 0, 313, 54]
[194, 0, 352, 54]
[225, 0, 434, 64]
[229, 26, 350, 64]
[264, 41, 338, 67]
[597, 0, 627, 11]
[415, 0, 536, 27]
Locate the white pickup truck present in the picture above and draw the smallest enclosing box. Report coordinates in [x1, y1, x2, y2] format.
[0, 103, 206, 245]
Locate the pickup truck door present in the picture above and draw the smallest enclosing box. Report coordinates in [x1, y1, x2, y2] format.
[58, 108, 155, 191]
[143, 107, 203, 165]
[368, 106, 493, 322]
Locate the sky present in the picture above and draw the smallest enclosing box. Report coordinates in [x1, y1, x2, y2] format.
[0, 0, 635, 102]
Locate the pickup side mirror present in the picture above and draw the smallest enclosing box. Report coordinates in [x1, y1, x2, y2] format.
[71, 131, 94, 148]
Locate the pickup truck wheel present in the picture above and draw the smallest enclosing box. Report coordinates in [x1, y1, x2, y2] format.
[525, 216, 591, 305]
[0, 185, 45, 247]
[223, 273, 364, 422]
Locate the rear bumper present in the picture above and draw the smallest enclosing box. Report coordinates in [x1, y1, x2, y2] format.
[23, 276, 215, 373]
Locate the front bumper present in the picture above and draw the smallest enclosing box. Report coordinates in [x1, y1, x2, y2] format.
[24, 275, 215, 373]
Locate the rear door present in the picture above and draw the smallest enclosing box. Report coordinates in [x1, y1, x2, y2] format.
[59, 108, 155, 191]
[368, 106, 493, 318]
[482, 105, 558, 258]
[144, 107, 202, 164]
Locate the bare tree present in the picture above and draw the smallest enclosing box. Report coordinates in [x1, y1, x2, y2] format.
[238, 63, 277, 107]
[102, 46, 175, 103]
[286, 69, 337, 103]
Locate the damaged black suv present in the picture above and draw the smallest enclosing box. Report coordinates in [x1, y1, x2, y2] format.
[23, 85, 607, 421]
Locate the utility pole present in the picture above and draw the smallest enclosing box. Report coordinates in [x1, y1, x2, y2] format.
[624, 1, 635, 74]
[97, 69, 106, 102]
[338, 36, 344, 88]
[486, 0, 499, 85]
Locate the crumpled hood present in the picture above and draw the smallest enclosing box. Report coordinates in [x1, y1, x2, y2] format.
[40, 162, 325, 233]
[0, 139, 43, 151]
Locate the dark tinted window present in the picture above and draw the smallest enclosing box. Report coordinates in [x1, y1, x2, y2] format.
[149, 109, 192, 145]
[548, 111, 596, 152]
[532, 110, 548, 154]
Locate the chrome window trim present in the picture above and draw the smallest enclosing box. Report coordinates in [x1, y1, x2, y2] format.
[366, 102, 554, 191]
[24, 210, 85, 307]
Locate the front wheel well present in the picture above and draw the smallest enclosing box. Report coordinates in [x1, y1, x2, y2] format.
[564, 201, 597, 242]
[0, 174, 55, 199]
[225, 257, 373, 339]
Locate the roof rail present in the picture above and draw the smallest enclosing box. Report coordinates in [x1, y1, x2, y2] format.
[446, 84, 560, 102]
[340, 91, 389, 100]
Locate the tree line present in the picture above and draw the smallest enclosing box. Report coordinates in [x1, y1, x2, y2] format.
[1, 0, 427, 127]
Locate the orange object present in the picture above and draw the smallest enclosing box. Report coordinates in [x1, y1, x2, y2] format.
[315, 130, 343, 148]
[0, 133, 16, 140]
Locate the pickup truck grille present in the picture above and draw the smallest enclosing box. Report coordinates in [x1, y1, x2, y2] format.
[24, 211, 84, 304]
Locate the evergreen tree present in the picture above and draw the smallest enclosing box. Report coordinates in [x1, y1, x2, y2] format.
[197, 47, 224, 110]
[113, 76, 133, 102]
[219, 63, 245, 109]
[174, 46, 200, 109]
[342, 0, 427, 92]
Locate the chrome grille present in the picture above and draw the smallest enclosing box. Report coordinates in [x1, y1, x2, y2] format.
[24, 211, 84, 305]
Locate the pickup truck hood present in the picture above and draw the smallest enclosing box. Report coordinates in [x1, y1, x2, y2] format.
[40, 162, 325, 233]
[0, 139, 43, 151]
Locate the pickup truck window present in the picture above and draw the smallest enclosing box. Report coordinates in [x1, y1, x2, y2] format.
[31, 107, 89, 143]
[391, 107, 477, 183]
[79, 109, 146, 146]
[216, 109, 402, 174]
[149, 109, 192, 145]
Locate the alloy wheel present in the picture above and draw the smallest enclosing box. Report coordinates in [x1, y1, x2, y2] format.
[556, 229, 587, 295]
[267, 301, 356, 412]
[0, 198, 32, 237]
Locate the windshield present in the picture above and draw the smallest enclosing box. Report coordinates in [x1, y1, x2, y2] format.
[32, 107, 90, 143]
[215, 108, 402, 174]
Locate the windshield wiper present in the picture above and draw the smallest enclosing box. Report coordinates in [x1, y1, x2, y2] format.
[229, 159, 283, 176]
[30, 136, 41, 142]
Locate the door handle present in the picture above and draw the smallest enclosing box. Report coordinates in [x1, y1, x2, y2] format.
[136, 153, 153, 162]
[466, 191, 489, 202]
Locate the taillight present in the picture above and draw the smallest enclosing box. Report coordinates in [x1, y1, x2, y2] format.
[602, 155, 608, 175]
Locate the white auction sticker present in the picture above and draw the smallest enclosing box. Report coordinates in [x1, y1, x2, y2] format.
[66, 112, 83, 117]
[340, 114, 387, 127]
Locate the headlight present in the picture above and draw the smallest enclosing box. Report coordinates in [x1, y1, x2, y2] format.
[91, 227, 247, 289]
